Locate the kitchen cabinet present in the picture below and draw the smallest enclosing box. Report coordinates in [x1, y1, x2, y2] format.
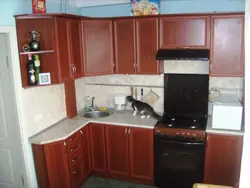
[81, 19, 114, 75]
[210, 14, 244, 76]
[136, 17, 160, 74]
[79, 125, 91, 180]
[105, 125, 130, 176]
[114, 17, 161, 75]
[15, 14, 84, 88]
[129, 128, 154, 180]
[114, 18, 136, 74]
[89, 123, 107, 172]
[160, 16, 210, 49]
[204, 134, 243, 186]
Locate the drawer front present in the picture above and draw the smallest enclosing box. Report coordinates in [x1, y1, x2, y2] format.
[66, 131, 80, 146]
[68, 148, 82, 166]
[70, 160, 83, 188]
[67, 142, 81, 156]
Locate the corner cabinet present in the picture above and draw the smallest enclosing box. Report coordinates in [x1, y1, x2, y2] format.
[210, 14, 244, 76]
[81, 19, 114, 76]
[114, 17, 162, 75]
[159, 16, 210, 49]
[15, 14, 84, 88]
[204, 133, 243, 186]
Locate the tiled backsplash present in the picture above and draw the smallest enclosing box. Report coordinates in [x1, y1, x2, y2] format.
[75, 74, 244, 113]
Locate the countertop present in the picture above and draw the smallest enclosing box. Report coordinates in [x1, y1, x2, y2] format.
[29, 110, 158, 145]
[29, 111, 244, 145]
[206, 116, 244, 136]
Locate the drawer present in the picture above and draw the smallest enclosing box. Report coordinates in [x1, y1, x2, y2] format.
[69, 159, 83, 188]
[68, 148, 82, 166]
[67, 142, 81, 156]
[66, 131, 80, 146]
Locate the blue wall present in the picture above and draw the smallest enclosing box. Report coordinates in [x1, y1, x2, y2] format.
[0, 0, 80, 26]
[80, 0, 245, 17]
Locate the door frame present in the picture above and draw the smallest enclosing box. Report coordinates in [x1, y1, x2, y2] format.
[0, 26, 30, 188]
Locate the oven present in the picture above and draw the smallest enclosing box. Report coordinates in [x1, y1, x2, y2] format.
[154, 130, 206, 188]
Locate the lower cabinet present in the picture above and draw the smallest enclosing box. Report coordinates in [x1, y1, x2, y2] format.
[204, 133, 243, 186]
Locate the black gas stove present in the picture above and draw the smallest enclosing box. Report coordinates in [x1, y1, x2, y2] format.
[156, 114, 207, 130]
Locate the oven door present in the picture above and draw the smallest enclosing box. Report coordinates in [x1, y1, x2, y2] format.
[154, 136, 205, 188]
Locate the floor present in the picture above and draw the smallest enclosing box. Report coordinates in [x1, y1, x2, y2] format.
[81, 177, 156, 188]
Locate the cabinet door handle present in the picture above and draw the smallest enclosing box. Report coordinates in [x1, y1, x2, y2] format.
[80, 130, 83, 135]
[124, 128, 127, 135]
[70, 149, 74, 152]
[71, 64, 74, 75]
[128, 129, 130, 135]
[133, 62, 136, 72]
[136, 63, 140, 73]
[73, 171, 76, 174]
[73, 64, 76, 75]
[209, 63, 212, 73]
[72, 159, 75, 163]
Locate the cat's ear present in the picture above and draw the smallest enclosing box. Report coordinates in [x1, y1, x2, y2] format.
[126, 96, 134, 102]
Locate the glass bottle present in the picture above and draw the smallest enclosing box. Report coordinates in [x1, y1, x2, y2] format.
[33, 55, 41, 83]
[27, 54, 36, 85]
[29, 31, 40, 51]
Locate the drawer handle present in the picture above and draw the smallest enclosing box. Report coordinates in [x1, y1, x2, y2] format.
[80, 130, 83, 135]
[72, 159, 75, 163]
[73, 171, 76, 174]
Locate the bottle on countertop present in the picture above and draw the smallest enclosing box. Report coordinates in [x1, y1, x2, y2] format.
[27, 54, 36, 86]
[33, 55, 41, 83]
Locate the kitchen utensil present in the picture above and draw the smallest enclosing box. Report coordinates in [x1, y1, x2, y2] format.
[140, 88, 144, 101]
[111, 95, 127, 111]
[144, 89, 159, 105]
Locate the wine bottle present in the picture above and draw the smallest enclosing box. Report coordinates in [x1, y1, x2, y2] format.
[29, 31, 40, 51]
[34, 55, 41, 83]
[27, 54, 36, 85]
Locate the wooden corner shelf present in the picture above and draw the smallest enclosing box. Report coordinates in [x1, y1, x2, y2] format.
[20, 50, 55, 55]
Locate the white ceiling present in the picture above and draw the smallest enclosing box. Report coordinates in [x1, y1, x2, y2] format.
[76, 0, 130, 8]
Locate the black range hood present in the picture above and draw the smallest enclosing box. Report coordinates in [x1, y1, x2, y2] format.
[156, 49, 209, 61]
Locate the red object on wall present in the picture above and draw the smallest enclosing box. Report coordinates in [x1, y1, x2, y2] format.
[32, 0, 46, 13]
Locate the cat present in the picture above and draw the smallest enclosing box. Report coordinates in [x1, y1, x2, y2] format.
[126, 96, 162, 120]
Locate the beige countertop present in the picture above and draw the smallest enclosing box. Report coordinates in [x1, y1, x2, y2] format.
[206, 116, 244, 136]
[29, 110, 158, 145]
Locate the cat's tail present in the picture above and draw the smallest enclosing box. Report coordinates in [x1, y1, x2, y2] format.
[153, 112, 162, 120]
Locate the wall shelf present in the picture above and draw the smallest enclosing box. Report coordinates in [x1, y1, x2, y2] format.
[20, 50, 55, 55]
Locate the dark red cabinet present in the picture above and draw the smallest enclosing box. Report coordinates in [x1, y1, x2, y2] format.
[105, 125, 130, 176]
[81, 19, 114, 75]
[160, 16, 210, 49]
[210, 14, 244, 76]
[204, 134, 243, 186]
[114, 18, 136, 74]
[129, 128, 154, 180]
[89, 123, 107, 173]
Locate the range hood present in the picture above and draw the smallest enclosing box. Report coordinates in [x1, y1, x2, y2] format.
[156, 49, 209, 61]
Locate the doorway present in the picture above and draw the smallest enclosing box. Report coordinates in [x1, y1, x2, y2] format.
[0, 33, 27, 188]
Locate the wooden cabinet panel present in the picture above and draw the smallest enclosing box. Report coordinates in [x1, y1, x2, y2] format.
[204, 134, 243, 186]
[160, 16, 209, 49]
[136, 18, 160, 74]
[129, 128, 154, 180]
[80, 125, 91, 180]
[105, 125, 129, 176]
[114, 18, 136, 74]
[82, 19, 114, 75]
[64, 80, 77, 118]
[210, 15, 244, 76]
[43, 141, 71, 188]
[69, 159, 84, 188]
[89, 123, 107, 172]
[69, 18, 84, 78]
[54, 17, 72, 82]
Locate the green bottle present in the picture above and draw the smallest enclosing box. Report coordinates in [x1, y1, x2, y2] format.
[34, 55, 41, 83]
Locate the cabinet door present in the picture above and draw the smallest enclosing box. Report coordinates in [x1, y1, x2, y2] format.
[204, 134, 243, 186]
[82, 19, 114, 75]
[55, 17, 72, 82]
[69, 18, 84, 79]
[80, 125, 91, 180]
[160, 16, 210, 49]
[105, 125, 129, 176]
[89, 123, 107, 172]
[44, 141, 71, 188]
[129, 128, 154, 180]
[114, 18, 136, 74]
[136, 18, 160, 74]
[210, 15, 244, 76]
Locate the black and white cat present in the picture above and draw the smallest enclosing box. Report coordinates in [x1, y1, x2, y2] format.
[126, 96, 162, 120]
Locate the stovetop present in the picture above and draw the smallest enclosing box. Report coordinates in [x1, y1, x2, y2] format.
[156, 114, 207, 130]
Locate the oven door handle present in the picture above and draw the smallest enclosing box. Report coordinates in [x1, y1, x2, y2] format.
[165, 140, 205, 146]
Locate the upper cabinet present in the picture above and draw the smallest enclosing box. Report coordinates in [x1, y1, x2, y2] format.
[15, 15, 83, 88]
[136, 17, 161, 74]
[210, 14, 244, 77]
[81, 19, 114, 76]
[160, 16, 210, 49]
[114, 18, 136, 74]
[114, 17, 161, 75]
